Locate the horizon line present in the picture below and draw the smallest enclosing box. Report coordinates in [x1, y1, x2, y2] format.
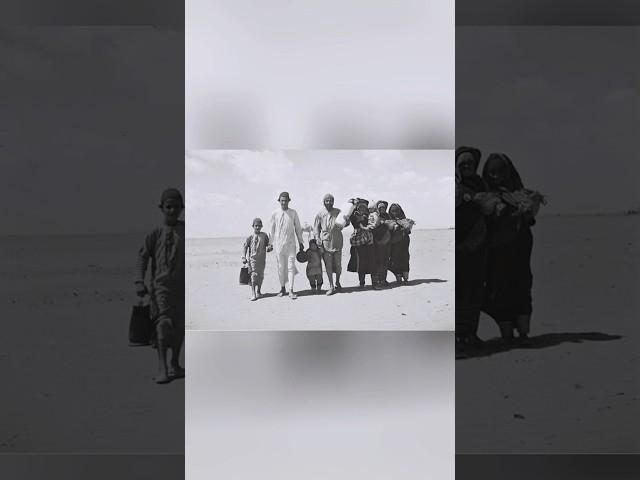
[2, 209, 638, 239]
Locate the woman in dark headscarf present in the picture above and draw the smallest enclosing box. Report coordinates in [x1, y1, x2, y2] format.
[368, 199, 393, 290]
[481, 153, 542, 345]
[347, 199, 376, 287]
[455, 146, 490, 355]
[388, 203, 414, 284]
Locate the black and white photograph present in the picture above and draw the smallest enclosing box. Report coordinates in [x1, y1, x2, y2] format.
[456, 26, 640, 452]
[186, 0, 454, 149]
[186, 150, 454, 330]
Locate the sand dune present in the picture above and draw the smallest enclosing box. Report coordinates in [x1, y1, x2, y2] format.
[0, 233, 184, 452]
[186, 229, 454, 330]
[456, 214, 640, 453]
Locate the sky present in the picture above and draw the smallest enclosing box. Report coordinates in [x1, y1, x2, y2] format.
[185, 150, 454, 238]
[457, 27, 640, 216]
[0, 26, 183, 236]
[186, 0, 454, 149]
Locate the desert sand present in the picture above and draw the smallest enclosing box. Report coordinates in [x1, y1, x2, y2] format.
[457, 214, 640, 453]
[0, 233, 184, 453]
[186, 229, 454, 330]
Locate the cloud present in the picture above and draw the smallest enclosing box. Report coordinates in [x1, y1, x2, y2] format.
[361, 150, 407, 171]
[229, 151, 294, 185]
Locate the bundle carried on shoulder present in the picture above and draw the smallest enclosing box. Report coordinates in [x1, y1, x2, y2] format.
[500, 188, 547, 216]
[471, 192, 504, 216]
[334, 200, 358, 228]
[350, 227, 373, 246]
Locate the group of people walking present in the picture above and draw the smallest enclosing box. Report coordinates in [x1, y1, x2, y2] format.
[242, 192, 415, 301]
[456, 147, 546, 356]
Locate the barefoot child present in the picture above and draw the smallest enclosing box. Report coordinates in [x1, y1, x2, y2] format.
[306, 239, 323, 293]
[135, 188, 185, 385]
[242, 218, 272, 301]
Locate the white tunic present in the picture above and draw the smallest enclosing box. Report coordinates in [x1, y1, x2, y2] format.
[269, 208, 304, 257]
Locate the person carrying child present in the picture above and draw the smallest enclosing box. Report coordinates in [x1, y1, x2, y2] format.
[242, 218, 272, 301]
[305, 238, 324, 293]
[135, 188, 185, 385]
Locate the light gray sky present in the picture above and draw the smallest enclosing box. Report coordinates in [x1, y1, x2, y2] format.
[186, 150, 453, 238]
[457, 27, 640, 215]
[186, 0, 454, 149]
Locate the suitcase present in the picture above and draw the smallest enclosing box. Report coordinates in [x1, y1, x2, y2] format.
[239, 266, 250, 284]
[128, 299, 153, 346]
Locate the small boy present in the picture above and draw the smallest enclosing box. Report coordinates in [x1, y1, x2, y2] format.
[242, 218, 272, 301]
[306, 239, 323, 293]
[135, 188, 185, 385]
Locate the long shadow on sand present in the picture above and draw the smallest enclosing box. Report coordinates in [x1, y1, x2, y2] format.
[259, 278, 447, 299]
[335, 278, 447, 295]
[458, 332, 623, 360]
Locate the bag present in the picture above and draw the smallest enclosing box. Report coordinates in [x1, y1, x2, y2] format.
[239, 266, 250, 284]
[296, 250, 309, 263]
[128, 300, 153, 346]
[350, 228, 373, 246]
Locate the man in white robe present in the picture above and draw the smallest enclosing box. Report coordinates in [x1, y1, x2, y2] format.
[269, 191, 305, 299]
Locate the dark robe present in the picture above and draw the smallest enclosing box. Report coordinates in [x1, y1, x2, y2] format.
[455, 174, 488, 341]
[481, 154, 535, 325]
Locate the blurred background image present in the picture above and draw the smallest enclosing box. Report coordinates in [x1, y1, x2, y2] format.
[186, 0, 454, 149]
[0, 25, 184, 454]
[186, 331, 454, 480]
[456, 26, 640, 453]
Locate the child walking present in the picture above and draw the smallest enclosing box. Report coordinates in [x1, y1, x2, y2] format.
[135, 188, 185, 385]
[306, 239, 324, 293]
[242, 218, 272, 301]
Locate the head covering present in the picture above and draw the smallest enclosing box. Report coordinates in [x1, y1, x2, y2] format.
[159, 188, 184, 207]
[356, 201, 369, 214]
[355, 198, 369, 206]
[252, 217, 263, 226]
[482, 153, 524, 191]
[309, 238, 317, 246]
[323, 193, 334, 202]
[388, 203, 406, 220]
[376, 200, 388, 210]
[455, 146, 482, 170]
[278, 191, 291, 201]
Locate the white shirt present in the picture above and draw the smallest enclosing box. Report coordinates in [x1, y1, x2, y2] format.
[270, 208, 304, 256]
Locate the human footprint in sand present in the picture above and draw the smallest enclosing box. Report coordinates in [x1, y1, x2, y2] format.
[135, 188, 185, 384]
[242, 218, 272, 301]
[269, 192, 305, 300]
